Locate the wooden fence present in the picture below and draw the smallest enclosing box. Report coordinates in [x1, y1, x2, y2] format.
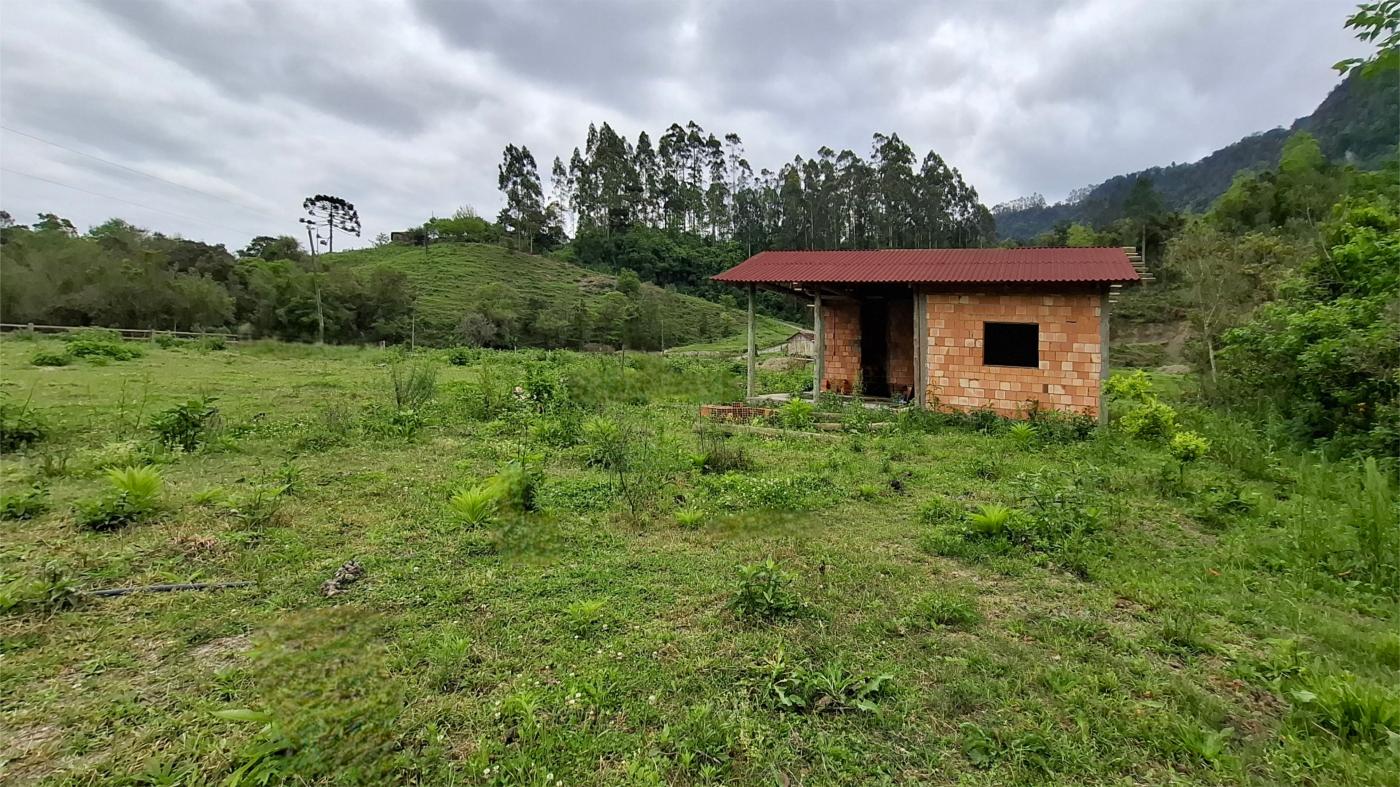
[0, 323, 239, 342]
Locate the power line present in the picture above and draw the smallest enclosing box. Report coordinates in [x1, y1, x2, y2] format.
[0, 167, 265, 237]
[1, 124, 283, 222]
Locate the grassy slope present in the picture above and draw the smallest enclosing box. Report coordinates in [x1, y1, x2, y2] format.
[0, 337, 1395, 785]
[330, 242, 796, 348]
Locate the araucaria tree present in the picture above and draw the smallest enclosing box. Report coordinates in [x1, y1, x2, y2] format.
[300, 195, 361, 253]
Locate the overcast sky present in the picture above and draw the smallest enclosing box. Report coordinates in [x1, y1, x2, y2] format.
[0, 0, 1365, 252]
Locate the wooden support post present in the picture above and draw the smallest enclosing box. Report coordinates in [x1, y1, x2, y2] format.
[812, 290, 825, 400]
[1098, 287, 1111, 427]
[746, 284, 757, 400]
[913, 287, 926, 408]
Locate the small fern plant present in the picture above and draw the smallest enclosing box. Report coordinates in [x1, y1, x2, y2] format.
[449, 484, 498, 527]
[1008, 422, 1036, 449]
[966, 503, 1016, 538]
[75, 465, 162, 531]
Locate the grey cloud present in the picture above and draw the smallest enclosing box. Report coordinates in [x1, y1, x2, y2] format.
[0, 0, 1368, 252]
[80, 0, 478, 134]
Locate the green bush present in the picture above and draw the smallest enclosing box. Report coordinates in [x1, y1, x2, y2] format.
[448, 484, 498, 527]
[0, 565, 81, 617]
[731, 558, 801, 620]
[1120, 399, 1178, 441]
[1170, 431, 1211, 464]
[389, 360, 438, 410]
[1290, 671, 1400, 746]
[74, 465, 162, 531]
[65, 339, 142, 361]
[0, 396, 48, 451]
[150, 397, 220, 451]
[31, 350, 70, 367]
[778, 399, 816, 430]
[757, 650, 892, 713]
[0, 484, 49, 520]
[693, 427, 752, 474]
[914, 592, 980, 630]
[445, 347, 475, 366]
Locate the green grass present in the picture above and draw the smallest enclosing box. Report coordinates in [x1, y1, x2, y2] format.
[329, 242, 796, 349]
[1, 336, 1396, 785]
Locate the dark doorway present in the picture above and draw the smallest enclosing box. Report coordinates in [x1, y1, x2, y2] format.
[859, 299, 889, 397]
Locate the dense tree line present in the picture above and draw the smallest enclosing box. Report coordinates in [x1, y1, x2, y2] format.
[482, 123, 994, 320]
[0, 214, 413, 343]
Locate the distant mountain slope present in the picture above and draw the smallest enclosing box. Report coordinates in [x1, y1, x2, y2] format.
[328, 241, 796, 348]
[995, 72, 1399, 241]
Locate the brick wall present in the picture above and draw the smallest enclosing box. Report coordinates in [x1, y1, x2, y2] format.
[923, 290, 1103, 417]
[886, 298, 915, 395]
[821, 300, 861, 394]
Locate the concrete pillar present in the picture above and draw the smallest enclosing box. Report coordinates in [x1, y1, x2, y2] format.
[914, 287, 926, 408]
[812, 290, 824, 400]
[746, 284, 757, 399]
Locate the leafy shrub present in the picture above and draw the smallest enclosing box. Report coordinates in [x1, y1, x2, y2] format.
[969, 456, 1000, 481]
[74, 465, 163, 531]
[1189, 482, 1257, 529]
[364, 407, 426, 439]
[966, 503, 1018, 537]
[65, 339, 142, 361]
[1103, 370, 1154, 403]
[1027, 407, 1097, 443]
[914, 592, 980, 630]
[757, 650, 892, 713]
[153, 334, 185, 349]
[1008, 422, 1035, 449]
[674, 507, 706, 529]
[731, 558, 801, 620]
[778, 399, 816, 430]
[0, 396, 47, 451]
[1120, 399, 1178, 441]
[0, 484, 49, 520]
[693, 427, 752, 474]
[389, 360, 438, 411]
[855, 483, 881, 501]
[150, 396, 220, 451]
[582, 417, 626, 469]
[917, 496, 960, 526]
[1290, 672, 1400, 746]
[0, 564, 81, 617]
[445, 347, 474, 366]
[564, 599, 613, 635]
[531, 411, 581, 447]
[485, 458, 541, 515]
[448, 484, 498, 527]
[697, 473, 827, 511]
[1170, 431, 1211, 464]
[1352, 457, 1398, 593]
[194, 336, 227, 351]
[31, 350, 70, 367]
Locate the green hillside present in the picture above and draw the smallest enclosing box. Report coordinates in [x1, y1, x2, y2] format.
[327, 242, 796, 349]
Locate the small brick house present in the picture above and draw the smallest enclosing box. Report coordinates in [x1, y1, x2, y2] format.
[714, 248, 1143, 421]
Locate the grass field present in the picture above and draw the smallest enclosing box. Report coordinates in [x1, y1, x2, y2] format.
[1, 335, 1396, 785]
[330, 242, 795, 348]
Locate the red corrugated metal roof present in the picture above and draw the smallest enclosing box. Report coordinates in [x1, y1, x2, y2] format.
[711, 248, 1139, 285]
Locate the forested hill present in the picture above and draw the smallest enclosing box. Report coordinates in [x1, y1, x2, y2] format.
[994, 71, 1399, 241]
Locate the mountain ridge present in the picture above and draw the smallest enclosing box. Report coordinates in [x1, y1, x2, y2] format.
[993, 71, 1399, 241]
